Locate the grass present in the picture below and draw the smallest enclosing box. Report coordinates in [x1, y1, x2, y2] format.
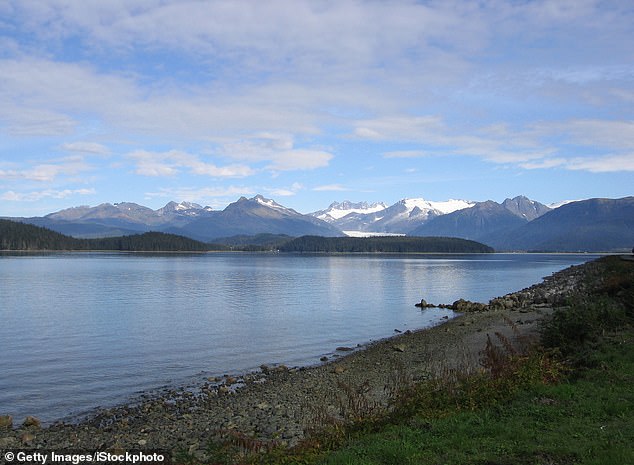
[180, 256, 634, 465]
[318, 330, 634, 465]
[313, 256, 634, 465]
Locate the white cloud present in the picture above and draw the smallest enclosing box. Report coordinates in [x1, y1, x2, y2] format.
[360, 114, 634, 173]
[266, 183, 304, 197]
[219, 134, 334, 171]
[566, 153, 634, 173]
[268, 150, 333, 171]
[61, 141, 110, 155]
[128, 150, 255, 178]
[1, 188, 95, 202]
[0, 157, 91, 182]
[313, 184, 351, 192]
[144, 186, 256, 209]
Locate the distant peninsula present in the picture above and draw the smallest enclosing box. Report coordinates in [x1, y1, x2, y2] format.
[0, 219, 218, 252]
[278, 235, 494, 253]
[1, 219, 493, 253]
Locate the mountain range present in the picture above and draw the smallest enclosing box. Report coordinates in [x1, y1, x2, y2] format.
[4, 195, 633, 252]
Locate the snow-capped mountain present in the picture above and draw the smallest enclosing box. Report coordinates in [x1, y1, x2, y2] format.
[21, 195, 340, 241]
[312, 198, 475, 234]
[312, 201, 388, 222]
[157, 201, 213, 217]
[171, 195, 341, 241]
[409, 196, 553, 243]
[502, 196, 551, 221]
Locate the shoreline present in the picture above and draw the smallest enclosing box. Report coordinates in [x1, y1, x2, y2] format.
[0, 259, 595, 457]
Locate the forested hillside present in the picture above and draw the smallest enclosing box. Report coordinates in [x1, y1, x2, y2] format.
[0, 219, 218, 251]
[278, 235, 494, 253]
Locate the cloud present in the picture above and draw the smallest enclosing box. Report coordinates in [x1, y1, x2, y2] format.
[61, 141, 110, 155]
[0, 157, 91, 182]
[313, 184, 351, 192]
[267, 150, 333, 171]
[219, 134, 334, 171]
[128, 150, 255, 178]
[266, 183, 303, 197]
[359, 114, 634, 173]
[144, 186, 256, 209]
[1, 188, 95, 202]
[354, 116, 446, 142]
[566, 153, 634, 173]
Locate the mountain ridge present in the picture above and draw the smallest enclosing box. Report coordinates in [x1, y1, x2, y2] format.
[3, 194, 632, 252]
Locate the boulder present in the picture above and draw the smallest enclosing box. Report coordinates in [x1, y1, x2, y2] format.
[22, 416, 41, 429]
[452, 298, 487, 313]
[415, 298, 436, 308]
[0, 415, 12, 429]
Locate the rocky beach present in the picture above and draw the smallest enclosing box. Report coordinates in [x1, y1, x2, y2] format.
[0, 258, 599, 462]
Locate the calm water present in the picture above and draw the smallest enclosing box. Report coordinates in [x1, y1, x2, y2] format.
[0, 252, 598, 424]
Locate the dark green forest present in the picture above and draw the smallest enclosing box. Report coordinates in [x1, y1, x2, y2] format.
[0, 219, 221, 251]
[278, 235, 494, 253]
[1, 219, 494, 253]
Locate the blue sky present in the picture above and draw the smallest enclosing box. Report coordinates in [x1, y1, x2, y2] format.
[1, 0, 633, 217]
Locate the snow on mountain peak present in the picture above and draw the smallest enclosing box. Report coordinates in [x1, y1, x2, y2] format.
[314, 200, 387, 221]
[402, 198, 474, 215]
[175, 201, 203, 211]
[253, 194, 289, 211]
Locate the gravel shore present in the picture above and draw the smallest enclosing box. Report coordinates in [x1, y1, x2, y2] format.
[0, 259, 594, 461]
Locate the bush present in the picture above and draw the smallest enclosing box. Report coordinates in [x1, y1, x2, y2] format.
[541, 295, 630, 362]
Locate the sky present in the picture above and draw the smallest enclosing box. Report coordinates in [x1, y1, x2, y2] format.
[0, 0, 633, 217]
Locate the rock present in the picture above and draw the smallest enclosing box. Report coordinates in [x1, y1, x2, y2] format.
[452, 298, 487, 312]
[138, 439, 147, 446]
[218, 385, 230, 395]
[333, 366, 346, 374]
[20, 432, 35, 444]
[336, 346, 354, 352]
[488, 297, 515, 310]
[225, 376, 237, 385]
[320, 356, 328, 362]
[392, 344, 406, 353]
[22, 416, 41, 429]
[0, 415, 12, 429]
[415, 298, 436, 308]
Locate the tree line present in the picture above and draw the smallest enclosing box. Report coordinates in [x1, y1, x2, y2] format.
[0, 220, 223, 252]
[277, 235, 494, 253]
[1, 219, 494, 253]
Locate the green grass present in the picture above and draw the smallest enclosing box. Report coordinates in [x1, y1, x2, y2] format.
[318, 331, 634, 465]
[312, 257, 634, 465]
[193, 257, 634, 465]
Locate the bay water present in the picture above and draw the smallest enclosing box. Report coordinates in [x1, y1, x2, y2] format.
[0, 252, 597, 424]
